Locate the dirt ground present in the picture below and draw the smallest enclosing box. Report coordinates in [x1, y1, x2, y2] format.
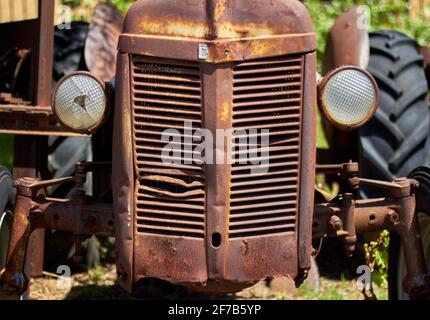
[28, 264, 388, 300]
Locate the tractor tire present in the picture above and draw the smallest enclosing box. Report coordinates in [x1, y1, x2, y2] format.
[359, 30, 430, 197]
[0, 166, 15, 269]
[388, 166, 430, 299]
[43, 22, 99, 273]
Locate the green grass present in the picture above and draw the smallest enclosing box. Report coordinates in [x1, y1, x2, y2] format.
[297, 277, 389, 300]
[87, 265, 104, 285]
[0, 135, 14, 171]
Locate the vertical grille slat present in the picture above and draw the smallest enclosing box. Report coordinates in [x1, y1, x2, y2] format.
[229, 54, 304, 239]
[131, 56, 205, 239]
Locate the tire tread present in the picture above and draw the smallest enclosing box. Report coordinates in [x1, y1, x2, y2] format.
[360, 30, 430, 183]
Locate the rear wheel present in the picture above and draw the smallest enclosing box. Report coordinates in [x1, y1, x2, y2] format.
[358, 30, 430, 299]
[360, 30, 430, 197]
[0, 166, 15, 269]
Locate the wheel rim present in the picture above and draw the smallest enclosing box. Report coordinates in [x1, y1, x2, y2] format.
[0, 210, 13, 269]
[397, 211, 430, 299]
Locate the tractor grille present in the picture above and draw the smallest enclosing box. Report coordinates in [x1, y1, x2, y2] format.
[229, 55, 304, 238]
[131, 56, 205, 238]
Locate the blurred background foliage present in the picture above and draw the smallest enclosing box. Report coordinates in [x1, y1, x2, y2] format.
[0, 135, 13, 171]
[59, 0, 134, 18]
[306, 0, 430, 71]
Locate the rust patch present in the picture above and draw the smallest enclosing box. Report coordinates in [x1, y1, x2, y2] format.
[138, 17, 209, 38]
[217, 22, 274, 39]
[248, 38, 283, 57]
[219, 101, 230, 122]
[214, 0, 228, 21]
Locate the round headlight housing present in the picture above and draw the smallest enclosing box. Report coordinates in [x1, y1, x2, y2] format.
[52, 72, 107, 134]
[318, 66, 379, 130]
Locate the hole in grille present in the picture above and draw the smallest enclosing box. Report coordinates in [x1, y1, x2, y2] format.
[229, 55, 303, 238]
[131, 56, 205, 239]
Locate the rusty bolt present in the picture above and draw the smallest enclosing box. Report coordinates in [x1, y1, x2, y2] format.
[387, 210, 400, 226]
[410, 179, 420, 189]
[330, 215, 343, 231]
[343, 161, 359, 174]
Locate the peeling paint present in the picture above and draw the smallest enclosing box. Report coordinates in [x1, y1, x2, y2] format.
[138, 17, 209, 38]
[217, 22, 274, 39]
[214, 0, 227, 22]
[219, 101, 230, 122]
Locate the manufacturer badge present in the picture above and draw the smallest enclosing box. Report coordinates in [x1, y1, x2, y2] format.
[198, 44, 209, 60]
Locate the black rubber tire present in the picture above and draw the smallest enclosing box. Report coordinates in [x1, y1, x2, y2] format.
[388, 166, 430, 299]
[43, 22, 99, 272]
[359, 30, 430, 197]
[0, 166, 15, 269]
[0, 167, 14, 212]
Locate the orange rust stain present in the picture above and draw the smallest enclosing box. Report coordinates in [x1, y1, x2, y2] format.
[214, 0, 227, 21]
[249, 38, 283, 57]
[219, 101, 231, 122]
[135, 16, 282, 41]
[138, 17, 209, 38]
[217, 22, 275, 39]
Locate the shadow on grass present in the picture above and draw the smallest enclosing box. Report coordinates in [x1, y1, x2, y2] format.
[315, 238, 366, 280]
[65, 279, 233, 300]
[65, 284, 131, 300]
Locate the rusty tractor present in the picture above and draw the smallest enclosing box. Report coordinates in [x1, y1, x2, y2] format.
[0, 0, 430, 300]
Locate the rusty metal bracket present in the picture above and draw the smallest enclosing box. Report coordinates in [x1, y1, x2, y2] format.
[12, 176, 74, 198]
[316, 161, 359, 195]
[313, 173, 430, 299]
[0, 168, 114, 298]
[74, 161, 112, 192]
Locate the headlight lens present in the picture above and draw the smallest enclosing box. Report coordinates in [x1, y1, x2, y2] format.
[53, 72, 107, 133]
[318, 66, 379, 130]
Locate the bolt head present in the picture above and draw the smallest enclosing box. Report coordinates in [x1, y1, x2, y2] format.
[388, 212, 400, 225]
[330, 215, 343, 231]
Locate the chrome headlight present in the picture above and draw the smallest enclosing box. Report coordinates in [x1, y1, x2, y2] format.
[52, 72, 107, 134]
[318, 66, 379, 130]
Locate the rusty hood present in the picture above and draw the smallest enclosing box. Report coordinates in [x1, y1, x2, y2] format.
[122, 0, 313, 40]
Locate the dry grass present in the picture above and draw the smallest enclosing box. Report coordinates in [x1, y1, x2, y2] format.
[28, 264, 388, 300]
